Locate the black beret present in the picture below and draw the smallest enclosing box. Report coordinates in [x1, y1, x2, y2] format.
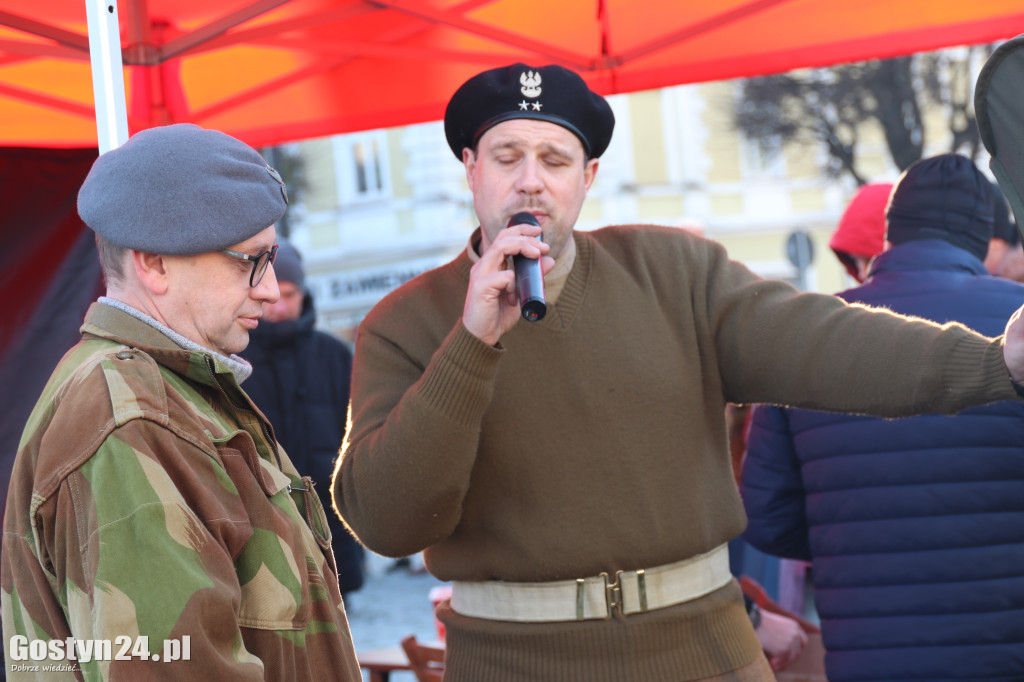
[444, 63, 615, 160]
[78, 123, 288, 255]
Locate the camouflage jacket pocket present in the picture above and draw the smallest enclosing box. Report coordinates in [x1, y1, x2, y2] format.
[217, 435, 319, 631]
[286, 474, 338, 576]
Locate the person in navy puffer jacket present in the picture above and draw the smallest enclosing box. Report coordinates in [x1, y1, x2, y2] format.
[741, 153, 1024, 682]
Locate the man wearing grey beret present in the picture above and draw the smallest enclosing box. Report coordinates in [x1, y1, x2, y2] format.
[242, 240, 367, 606]
[335, 63, 1024, 682]
[2, 124, 361, 681]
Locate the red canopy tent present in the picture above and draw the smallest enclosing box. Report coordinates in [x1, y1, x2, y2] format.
[2, 0, 1024, 505]
[2, 0, 1024, 149]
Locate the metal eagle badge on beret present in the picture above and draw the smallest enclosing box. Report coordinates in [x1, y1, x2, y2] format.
[518, 70, 543, 111]
[265, 164, 289, 204]
[444, 63, 615, 160]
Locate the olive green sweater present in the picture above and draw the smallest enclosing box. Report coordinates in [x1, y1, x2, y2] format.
[336, 225, 1017, 681]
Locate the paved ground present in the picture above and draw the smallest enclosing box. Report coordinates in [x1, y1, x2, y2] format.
[345, 552, 447, 681]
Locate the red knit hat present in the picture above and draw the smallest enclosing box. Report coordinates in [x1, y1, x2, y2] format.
[829, 183, 893, 279]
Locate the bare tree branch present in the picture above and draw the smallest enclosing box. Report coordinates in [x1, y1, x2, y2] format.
[730, 48, 990, 185]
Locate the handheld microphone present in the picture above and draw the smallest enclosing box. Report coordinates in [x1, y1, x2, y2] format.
[507, 212, 547, 322]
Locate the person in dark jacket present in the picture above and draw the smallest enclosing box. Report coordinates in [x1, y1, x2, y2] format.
[741, 153, 1024, 681]
[243, 240, 365, 601]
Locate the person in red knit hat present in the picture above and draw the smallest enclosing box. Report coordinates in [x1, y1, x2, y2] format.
[828, 182, 893, 284]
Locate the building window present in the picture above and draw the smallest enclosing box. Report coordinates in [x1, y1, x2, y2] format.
[334, 132, 391, 204]
[742, 133, 785, 178]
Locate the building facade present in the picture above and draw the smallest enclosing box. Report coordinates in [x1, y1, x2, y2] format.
[284, 79, 954, 343]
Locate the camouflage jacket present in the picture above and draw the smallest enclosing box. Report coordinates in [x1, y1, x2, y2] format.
[2, 303, 361, 681]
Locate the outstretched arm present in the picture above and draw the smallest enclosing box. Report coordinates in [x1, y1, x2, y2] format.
[1003, 305, 1024, 385]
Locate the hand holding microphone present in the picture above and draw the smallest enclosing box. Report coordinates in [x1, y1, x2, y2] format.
[507, 212, 547, 322]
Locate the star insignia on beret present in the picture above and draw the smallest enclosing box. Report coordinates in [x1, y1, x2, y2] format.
[532, 102, 542, 111]
[518, 100, 530, 110]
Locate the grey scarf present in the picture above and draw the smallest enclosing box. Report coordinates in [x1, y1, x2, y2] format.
[99, 297, 253, 384]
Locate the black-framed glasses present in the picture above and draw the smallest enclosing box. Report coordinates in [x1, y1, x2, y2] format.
[220, 243, 279, 287]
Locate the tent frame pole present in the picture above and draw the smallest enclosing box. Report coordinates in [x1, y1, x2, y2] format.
[85, 0, 129, 152]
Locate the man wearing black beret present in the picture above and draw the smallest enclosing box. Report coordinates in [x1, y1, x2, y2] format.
[2, 124, 362, 681]
[336, 63, 1024, 681]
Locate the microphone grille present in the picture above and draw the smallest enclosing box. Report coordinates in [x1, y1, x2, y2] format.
[507, 212, 540, 227]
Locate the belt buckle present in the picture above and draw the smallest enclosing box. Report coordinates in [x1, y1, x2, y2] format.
[598, 571, 625, 619]
[596, 569, 648, 618]
[575, 574, 621, 620]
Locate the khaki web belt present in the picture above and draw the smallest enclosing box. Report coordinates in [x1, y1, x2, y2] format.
[450, 543, 731, 622]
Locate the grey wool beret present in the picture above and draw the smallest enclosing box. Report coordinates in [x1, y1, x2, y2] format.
[77, 123, 288, 255]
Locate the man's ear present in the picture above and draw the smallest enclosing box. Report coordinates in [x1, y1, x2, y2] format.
[462, 147, 477, 192]
[583, 157, 599, 192]
[131, 250, 170, 295]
